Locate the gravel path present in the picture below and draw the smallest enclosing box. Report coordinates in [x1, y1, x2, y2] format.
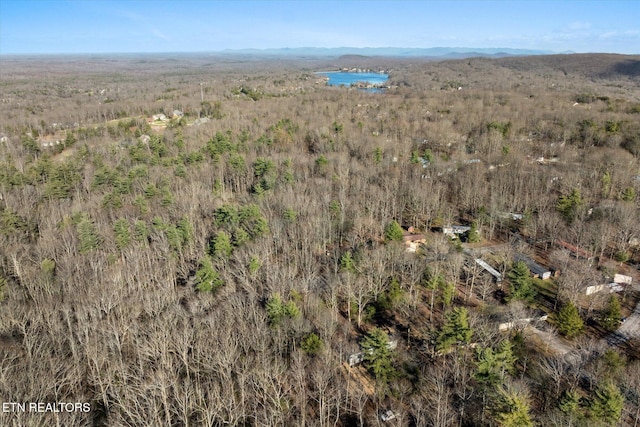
[617, 298, 640, 339]
[526, 325, 574, 356]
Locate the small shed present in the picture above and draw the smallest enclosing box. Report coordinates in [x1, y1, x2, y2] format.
[515, 254, 552, 280]
[380, 410, 397, 422]
[475, 258, 503, 282]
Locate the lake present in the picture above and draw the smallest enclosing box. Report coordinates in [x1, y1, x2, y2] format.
[318, 71, 389, 91]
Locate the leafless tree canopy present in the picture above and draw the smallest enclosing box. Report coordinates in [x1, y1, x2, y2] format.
[0, 53, 639, 426]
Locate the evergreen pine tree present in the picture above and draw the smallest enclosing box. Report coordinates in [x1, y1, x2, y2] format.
[559, 389, 581, 415]
[339, 251, 357, 273]
[265, 294, 299, 327]
[384, 220, 404, 242]
[361, 328, 396, 385]
[177, 216, 193, 245]
[76, 215, 102, 253]
[210, 231, 233, 259]
[557, 301, 584, 339]
[508, 261, 536, 302]
[590, 382, 624, 426]
[248, 256, 261, 276]
[601, 295, 622, 331]
[556, 188, 584, 223]
[493, 386, 534, 427]
[467, 221, 481, 243]
[300, 333, 324, 356]
[113, 218, 130, 251]
[133, 220, 149, 243]
[436, 307, 473, 352]
[194, 257, 224, 293]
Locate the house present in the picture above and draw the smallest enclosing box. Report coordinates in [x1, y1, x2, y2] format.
[586, 282, 625, 295]
[497, 212, 524, 221]
[515, 254, 552, 280]
[497, 310, 548, 331]
[402, 231, 426, 253]
[475, 258, 502, 282]
[442, 225, 471, 238]
[613, 274, 632, 285]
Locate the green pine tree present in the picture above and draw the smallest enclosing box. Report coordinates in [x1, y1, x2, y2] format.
[301, 333, 324, 356]
[339, 251, 357, 273]
[600, 295, 622, 331]
[436, 307, 473, 352]
[266, 294, 286, 326]
[467, 221, 481, 243]
[559, 389, 581, 415]
[373, 147, 383, 163]
[177, 216, 193, 245]
[556, 301, 584, 339]
[439, 281, 456, 309]
[76, 215, 102, 253]
[475, 340, 517, 386]
[556, 188, 584, 223]
[493, 385, 534, 427]
[621, 186, 636, 202]
[194, 257, 224, 293]
[590, 382, 624, 426]
[210, 230, 233, 259]
[508, 261, 536, 302]
[164, 225, 184, 253]
[361, 328, 396, 385]
[113, 218, 131, 251]
[133, 220, 149, 243]
[265, 293, 299, 327]
[248, 256, 261, 276]
[384, 220, 404, 242]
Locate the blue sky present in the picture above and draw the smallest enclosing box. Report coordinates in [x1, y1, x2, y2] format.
[1, 0, 638, 54]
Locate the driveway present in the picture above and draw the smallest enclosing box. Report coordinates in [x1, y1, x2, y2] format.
[616, 298, 640, 339]
[526, 325, 574, 356]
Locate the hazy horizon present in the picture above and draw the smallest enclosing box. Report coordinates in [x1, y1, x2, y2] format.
[1, 0, 639, 56]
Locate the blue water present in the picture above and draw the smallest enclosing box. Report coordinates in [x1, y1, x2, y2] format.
[319, 72, 389, 90]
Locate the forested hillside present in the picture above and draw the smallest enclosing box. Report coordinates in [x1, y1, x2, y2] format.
[1, 53, 639, 426]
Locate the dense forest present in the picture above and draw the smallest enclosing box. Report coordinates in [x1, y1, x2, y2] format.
[0, 52, 639, 426]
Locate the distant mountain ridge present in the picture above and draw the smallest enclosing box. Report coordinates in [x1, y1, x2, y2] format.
[495, 53, 640, 79]
[219, 47, 555, 58]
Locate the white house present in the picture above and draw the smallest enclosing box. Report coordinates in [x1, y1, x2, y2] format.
[443, 225, 471, 238]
